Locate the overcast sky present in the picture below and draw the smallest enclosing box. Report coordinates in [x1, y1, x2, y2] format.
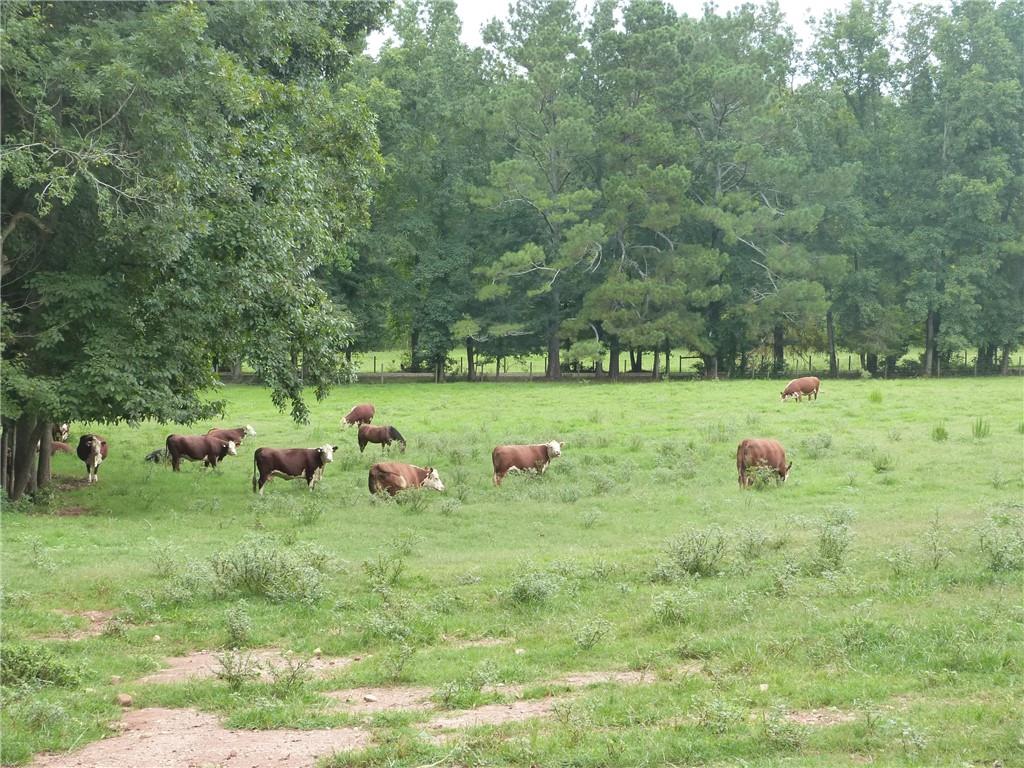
[367, 0, 869, 57]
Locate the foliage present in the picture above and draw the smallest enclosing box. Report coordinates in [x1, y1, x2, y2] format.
[0, 644, 80, 688]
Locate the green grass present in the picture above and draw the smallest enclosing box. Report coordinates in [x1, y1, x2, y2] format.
[2, 379, 1022, 766]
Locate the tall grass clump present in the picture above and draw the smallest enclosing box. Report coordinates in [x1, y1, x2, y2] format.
[505, 564, 562, 606]
[971, 417, 991, 439]
[871, 452, 894, 473]
[977, 509, 1024, 572]
[653, 527, 727, 580]
[868, 390, 883, 403]
[801, 433, 832, 459]
[931, 423, 949, 442]
[209, 534, 329, 605]
[809, 510, 854, 574]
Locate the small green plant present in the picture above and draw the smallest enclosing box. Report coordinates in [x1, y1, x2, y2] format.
[654, 527, 727, 579]
[923, 515, 951, 570]
[931, 423, 949, 442]
[811, 512, 853, 573]
[439, 498, 462, 516]
[760, 705, 805, 748]
[871, 452, 894, 473]
[580, 509, 601, 528]
[695, 695, 743, 734]
[265, 653, 311, 698]
[506, 564, 562, 606]
[0, 644, 81, 688]
[868, 389, 883, 403]
[395, 490, 428, 513]
[971, 417, 991, 439]
[388, 531, 424, 557]
[380, 643, 415, 682]
[651, 589, 696, 625]
[101, 615, 131, 639]
[224, 601, 253, 648]
[800, 433, 832, 459]
[363, 552, 405, 589]
[213, 650, 260, 691]
[977, 510, 1024, 572]
[571, 617, 612, 650]
[882, 546, 914, 578]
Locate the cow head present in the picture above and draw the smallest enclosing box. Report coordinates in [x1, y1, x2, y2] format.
[56, 423, 70, 441]
[546, 440, 562, 459]
[421, 467, 445, 492]
[781, 390, 793, 401]
[781, 461, 793, 482]
[225, 440, 237, 456]
[244, 425, 257, 436]
[318, 444, 337, 463]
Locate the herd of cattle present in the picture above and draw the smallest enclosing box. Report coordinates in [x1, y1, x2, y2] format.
[59, 376, 822, 494]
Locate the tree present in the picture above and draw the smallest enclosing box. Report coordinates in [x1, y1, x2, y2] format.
[1, 1, 385, 499]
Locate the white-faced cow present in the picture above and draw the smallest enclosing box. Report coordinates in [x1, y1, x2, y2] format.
[736, 438, 791, 488]
[76, 434, 108, 484]
[165, 434, 237, 471]
[368, 462, 444, 496]
[358, 424, 406, 453]
[491, 441, 562, 486]
[341, 403, 375, 428]
[206, 425, 256, 446]
[252, 444, 336, 495]
[781, 376, 820, 402]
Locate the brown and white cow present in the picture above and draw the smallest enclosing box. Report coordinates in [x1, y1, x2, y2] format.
[341, 403, 375, 428]
[736, 438, 791, 488]
[491, 441, 562, 486]
[368, 462, 444, 496]
[206, 425, 256, 446]
[252, 444, 336, 495]
[51, 441, 71, 455]
[358, 424, 406, 453]
[781, 376, 820, 402]
[53, 422, 70, 442]
[165, 434, 237, 471]
[76, 434, 108, 484]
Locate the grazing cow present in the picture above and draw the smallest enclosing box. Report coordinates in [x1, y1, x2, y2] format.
[76, 434, 108, 484]
[358, 424, 406, 453]
[165, 434, 237, 471]
[144, 448, 166, 463]
[53, 422, 70, 442]
[491, 441, 562, 486]
[781, 376, 820, 402]
[736, 438, 791, 488]
[252, 445, 337, 495]
[206, 425, 256, 446]
[368, 462, 444, 496]
[341, 403, 375, 428]
[51, 441, 71, 455]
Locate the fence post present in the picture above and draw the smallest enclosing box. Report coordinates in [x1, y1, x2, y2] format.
[373, 355, 377, 373]
[529, 362, 533, 381]
[380, 365, 384, 385]
[848, 356, 851, 372]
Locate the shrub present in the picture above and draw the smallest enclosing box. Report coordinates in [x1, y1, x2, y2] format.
[209, 535, 327, 605]
[363, 553, 405, 590]
[224, 601, 253, 648]
[506, 565, 562, 606]
[651, 589, 696, 625]
[931, 423, 949, 442]
[571, 617, 613, 650]
[580, 509, 602, 529]
[747, 463, 784, 489]
[800, 433, 832, 459]
[923, 515, 951, 570]
[0, 644, 80, 688]
[883, 546, 914, 579]
[972, 417, 991, 439]
[978, 510, 1024, 572]
[811, 512, 853, 573]
[871, 452, 894, 473]
[654, 527, 727, 579]
[380, 644, 415, 682]
[213, 651, 260, 691]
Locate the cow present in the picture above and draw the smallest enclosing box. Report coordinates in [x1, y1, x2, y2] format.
[781, 376, 820, 402]
[252, 445, 337, 495]
[144, 448, 166, 463]
[76, 434, 108, 484]
[358, 424, 406, 453]
[368, 462, 444, 496]
[341, 403, 375, 428]
[53, 422, 70, 442]
[51, 441, 71, 455]
[206, 425, 256, 446]
[491, 441, 562, 486]
[736, 438, 791, 488]
[165, 434, 237, 471]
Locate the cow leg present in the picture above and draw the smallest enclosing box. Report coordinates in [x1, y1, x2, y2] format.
[493, 472, 503, 486]
[258, 475, 268, 496]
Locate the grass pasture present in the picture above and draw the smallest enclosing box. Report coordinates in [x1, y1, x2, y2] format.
[1, 378, 1022, 766]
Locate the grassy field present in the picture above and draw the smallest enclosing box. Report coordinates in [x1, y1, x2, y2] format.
[1, 378, 1022, 766]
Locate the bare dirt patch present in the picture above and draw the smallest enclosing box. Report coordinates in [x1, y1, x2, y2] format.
[30, 707, 370, 768]
[785, 707, 857, 726]
[52, 476, 90, 492]
[53, 506, 91, 517]
[39, 610, 115, 641]
[484, 665, 698, 697]
[136, 649, 363, 685]
[446, 636, 508, 649]
[326, 685, 434, 713]
[424, 697, 563, 741]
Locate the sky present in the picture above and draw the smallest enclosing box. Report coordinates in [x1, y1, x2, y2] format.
[367, 0, 862, 57]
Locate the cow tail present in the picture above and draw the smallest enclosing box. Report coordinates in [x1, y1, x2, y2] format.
[368, 467, 376, 494]
[251, 450, 259, 493]
[736, 443, 746, 487]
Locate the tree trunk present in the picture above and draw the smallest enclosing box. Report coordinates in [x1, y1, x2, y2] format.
[664, 344, 670, 377]
[546, 289, 561, 380]
[629, 348, 643, 373]
[885, 355, 898, 377]
[37, 425, 52, 490]
[1001, 344, 1011, 375]
[495, 356, 501, 380]
[608, 337, 620, 379]
[827, 310, 838, 377]
[10, 414, 41, 502]
[466, 339, 475, 381]
[409, 329, 421, 372]
[702, 352, 718, 380]
[866, 353, 878, 374]
[923, 310, 936, 377]
[652, 347, 661, 379]
[0, 419, 11, 493]
[772, 325, 785, 375]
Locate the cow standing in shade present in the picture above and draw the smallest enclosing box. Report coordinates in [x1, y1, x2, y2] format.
[252, 445, 336, 495]
[341, 403, 375, 427]
[781, 376, 820, 402]
[358, 424, 406, 453]
[165, 434, 237, 471]
[368, 462, 444, 496]
[491, 441, 562, 486]
[736, 438, 791, 488]
[206, 425, 256, 445]
[76, 435, 108, 484]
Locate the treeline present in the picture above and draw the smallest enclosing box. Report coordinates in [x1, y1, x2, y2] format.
[339, 0, 1023, 380]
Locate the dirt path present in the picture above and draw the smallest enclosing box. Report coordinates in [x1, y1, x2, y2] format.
[136, 649, 363, 684]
